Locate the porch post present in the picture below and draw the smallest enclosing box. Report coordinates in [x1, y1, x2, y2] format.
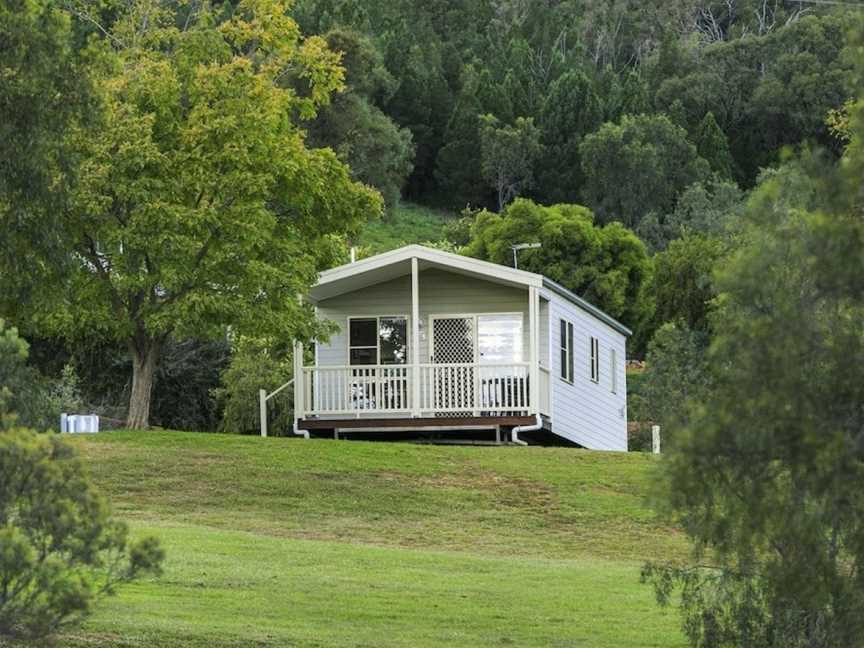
[293, 340, 304, 422]
[411, 257, 421, 416]
[528, 286, 539, 413]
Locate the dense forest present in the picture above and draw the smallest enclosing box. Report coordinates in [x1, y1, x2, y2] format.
[291, 0, 853, 210]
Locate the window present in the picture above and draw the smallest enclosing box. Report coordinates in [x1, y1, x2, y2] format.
[477, 313, 523, 363]
[379, 317, 408, 364]
[349, 317, 408, 365]
[610, 348, 617, 393]
[589, 336, 599, 383]
[560, 319, 574, 383]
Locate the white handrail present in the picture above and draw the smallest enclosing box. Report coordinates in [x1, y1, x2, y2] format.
[259, 377, 298, 438]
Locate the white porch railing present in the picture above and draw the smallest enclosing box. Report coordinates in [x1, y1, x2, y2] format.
[299, 362, 532, 418]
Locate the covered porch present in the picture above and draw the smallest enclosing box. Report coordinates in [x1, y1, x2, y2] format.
[294, 246, 550, 430]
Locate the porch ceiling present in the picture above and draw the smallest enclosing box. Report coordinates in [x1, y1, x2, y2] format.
[308, 245, 542, 302]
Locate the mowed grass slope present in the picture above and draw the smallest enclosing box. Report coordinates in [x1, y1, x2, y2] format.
[58, 432, 686, 647]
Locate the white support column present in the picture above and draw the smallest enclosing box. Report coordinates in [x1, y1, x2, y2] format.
[528, 286, 539, 414]
[259, 389, 268, 437]
[293, 340, 304, 422]
[411, 257, 421, 416]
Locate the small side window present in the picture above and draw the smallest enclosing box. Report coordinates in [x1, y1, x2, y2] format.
[589, 336, 599, 383]
[560, 319, 574, 383]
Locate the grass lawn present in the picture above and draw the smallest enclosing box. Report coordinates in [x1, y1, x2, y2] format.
[356, 202, 455, 254]
[53, 432, 686, 647]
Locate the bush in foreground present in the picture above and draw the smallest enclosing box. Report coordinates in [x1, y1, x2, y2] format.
[0, 428, 164, 640]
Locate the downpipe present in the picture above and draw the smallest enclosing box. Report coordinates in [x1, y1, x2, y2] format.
[511, 414, 542, 446]
[293, 419, 310, 440]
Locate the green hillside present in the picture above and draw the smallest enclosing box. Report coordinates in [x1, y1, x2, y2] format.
[54, 432, 686, 647]
[356, 202, 456, 254]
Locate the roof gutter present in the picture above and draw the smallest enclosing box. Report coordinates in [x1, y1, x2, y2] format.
[542, 278, 633, 337]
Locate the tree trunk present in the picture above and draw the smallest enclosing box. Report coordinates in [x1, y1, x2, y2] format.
[126, 337, 160, 430]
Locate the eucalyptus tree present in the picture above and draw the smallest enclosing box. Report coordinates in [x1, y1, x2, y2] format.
[478, 115, 542, 211]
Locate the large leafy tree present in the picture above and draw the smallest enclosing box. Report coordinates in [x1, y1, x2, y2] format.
[462, 198, 652, 335]
[30, 0, 382, 429]
[0, 0, 91, 313]
[579, 113, 710, 229]
[644, 72, 864, 645]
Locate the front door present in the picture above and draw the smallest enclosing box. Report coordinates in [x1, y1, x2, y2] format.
[431, 316, 475, 364]
[430, 317, 475, 414]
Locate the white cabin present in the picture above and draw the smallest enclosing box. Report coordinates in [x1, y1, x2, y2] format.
[292, 245, 629, 450]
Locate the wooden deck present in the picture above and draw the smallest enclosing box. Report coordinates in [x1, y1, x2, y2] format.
[296, 415, 535, 431]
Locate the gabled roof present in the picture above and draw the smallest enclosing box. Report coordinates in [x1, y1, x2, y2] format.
[311, 245, 542, 301]
[311, 244, 631, 337]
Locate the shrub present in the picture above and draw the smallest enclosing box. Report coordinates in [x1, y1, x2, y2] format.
[0, 319, 54, 430]
[0, 428, 164, 640]
[214, 338, 294, 435]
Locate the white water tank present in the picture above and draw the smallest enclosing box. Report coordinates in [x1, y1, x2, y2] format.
[61, 414, 100, 434]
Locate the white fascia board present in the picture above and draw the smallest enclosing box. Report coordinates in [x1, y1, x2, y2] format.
[316, 244, 542, 290]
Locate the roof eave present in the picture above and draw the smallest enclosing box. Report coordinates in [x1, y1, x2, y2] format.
[542, 278, 633, 337]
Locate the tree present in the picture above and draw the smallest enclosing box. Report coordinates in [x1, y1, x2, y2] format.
[665, 179, 745, 241]
[0, 428, 164, 640]
[479, 114, 542, 211]
[536, 70, 603, 204]
[0, 320, 53, 431]
[305, 29, 415, 210]
[28, 0, 382, 429]
[0, 0, 89, 314]
[214, 337, 294, 435]
[650, 234, 725, 334]
[434, 64, 490, 208]
[632, 322, 712, 434]
[462, 198, 652, 334]
[694, 112, 735, 179]
[580, 114, 710, 229]
[643, 85, 864, 643]
[636, 178, 745, 253]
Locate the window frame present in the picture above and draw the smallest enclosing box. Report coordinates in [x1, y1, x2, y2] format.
[589, 336, 600, 383]
[347, 315, 409, 366]
[559, 319, 574, 384]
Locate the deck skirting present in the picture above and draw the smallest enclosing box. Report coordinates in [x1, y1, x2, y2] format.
[297, 415, 535, 430]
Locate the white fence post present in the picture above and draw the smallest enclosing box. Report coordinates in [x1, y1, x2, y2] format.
[652, 425, 661, 454]
[259, 389, 268, 438]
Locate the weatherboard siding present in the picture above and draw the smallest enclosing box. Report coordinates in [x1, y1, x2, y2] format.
[315, 268, 531, 365]
[549, 295, 628, 451]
